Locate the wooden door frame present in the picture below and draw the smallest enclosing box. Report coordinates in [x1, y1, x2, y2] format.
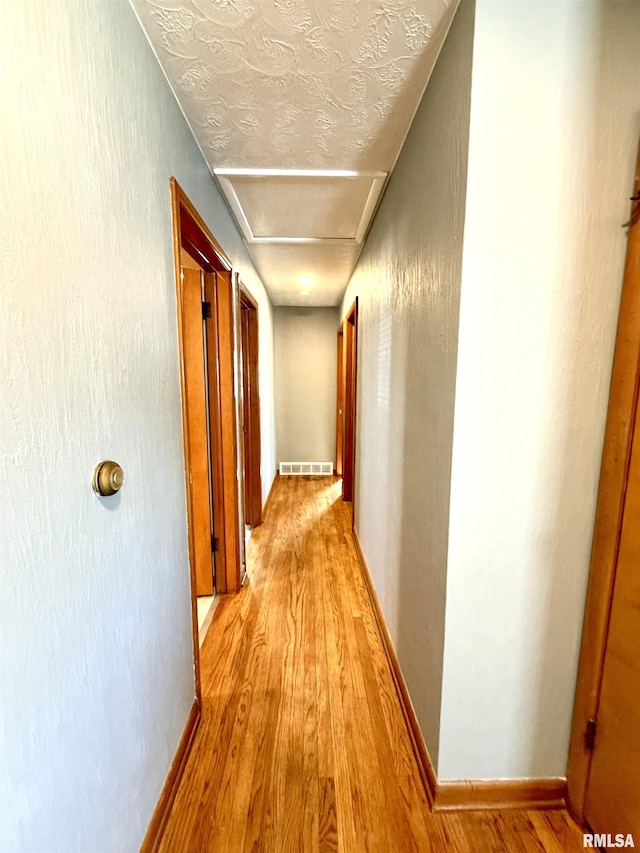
[567, 148, 640, 820]
[170, 178, 243, 698]
[239, 284, 263, 527]
[341, 299, 358, 523]
[212, 267, 242, 592]
[336, 327, 344, 477]
[180, 263, 216, 600]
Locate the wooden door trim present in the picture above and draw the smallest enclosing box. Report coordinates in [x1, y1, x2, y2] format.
[341, 299, 358, 523]
[170, 178, 243, 704]
[336, 328, 344, 477]
[215, 269, 242, 592]
[239, 283, 259, 311]
[176, 181, 231, 272]
[181, 267, 215, 598]
[348, 301, 358, 528]
[171, 179, 202, 702]
[567, 145, 640, 819]
[203, 272, 228, 593]
[239, 284, 263, 527]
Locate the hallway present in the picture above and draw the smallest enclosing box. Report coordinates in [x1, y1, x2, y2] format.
[158, 477, 584, 852]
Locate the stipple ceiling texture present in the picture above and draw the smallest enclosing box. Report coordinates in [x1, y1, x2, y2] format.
[132, 0, 459, 305]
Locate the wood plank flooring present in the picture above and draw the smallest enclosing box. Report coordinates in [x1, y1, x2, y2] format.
[158, 476, 586, 852]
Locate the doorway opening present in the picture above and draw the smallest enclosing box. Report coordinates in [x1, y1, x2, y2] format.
[337, 299, 358, 526]
[170, 179, 242, 695]
[239, 285, 263, 538]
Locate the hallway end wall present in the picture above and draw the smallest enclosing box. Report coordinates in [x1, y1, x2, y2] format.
[274, 307, 339, 466]
[0, 2, 275, 850]
[340, 0, 475, 771]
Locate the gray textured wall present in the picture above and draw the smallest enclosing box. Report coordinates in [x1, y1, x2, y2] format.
[340, 0, 475, 771]
[274, 307, 339, 465]
[0, 3, 274, 849]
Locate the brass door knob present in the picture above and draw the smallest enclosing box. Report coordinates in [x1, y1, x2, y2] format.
[93, 461, 124, 496]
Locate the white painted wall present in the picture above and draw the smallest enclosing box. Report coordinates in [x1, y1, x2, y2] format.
[274, 307, 339, 464]
[340, 0, 475, 768]
[0, 3, 274, 851]
[439, 0, 640, 780]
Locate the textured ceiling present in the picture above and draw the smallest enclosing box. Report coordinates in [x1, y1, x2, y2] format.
[132, 0, 459, 304]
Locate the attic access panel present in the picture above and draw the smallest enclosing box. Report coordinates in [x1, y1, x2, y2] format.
[215, 169, 386, 243]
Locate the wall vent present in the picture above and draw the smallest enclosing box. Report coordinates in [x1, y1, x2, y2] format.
[279, 462, 334, 476]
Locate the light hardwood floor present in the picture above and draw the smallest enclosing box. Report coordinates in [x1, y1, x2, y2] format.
[159, 476, 586, 852]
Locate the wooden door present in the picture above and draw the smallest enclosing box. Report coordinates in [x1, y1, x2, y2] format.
[241, 305, 251, 524]
[182, 267, 214, 597]
[202, 271, 226, 595]
[342, 301, 358, 506]
[342, 319, 354, 500]
[568, 143, 640, 833]
[239, 289, 262, 527]
[211, 270, 242, 593]
[336, 329, 344, 477]
[583, 384, 640, 836]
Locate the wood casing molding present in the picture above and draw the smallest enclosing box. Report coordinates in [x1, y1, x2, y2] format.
[335, 327, 344, 479]
[566, 142, 640, 820]
[170, 179, 203, 701]
[140, 699, 201, 853]
[239, 283, 263, 527]
[340, 299, 358, 516]
[351, 527, 568, 813]
[172, 177, 232, 271]
[214, 269, 242, 593]
[203, 271, 229, 595]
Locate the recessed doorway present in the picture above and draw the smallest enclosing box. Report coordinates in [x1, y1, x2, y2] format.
[338, 299, 358, 524]
[239, 285, 263, 531]
[170, 178, 242, 695]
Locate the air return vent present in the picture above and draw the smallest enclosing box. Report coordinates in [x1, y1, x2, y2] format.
[279, 462, 334, 476]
